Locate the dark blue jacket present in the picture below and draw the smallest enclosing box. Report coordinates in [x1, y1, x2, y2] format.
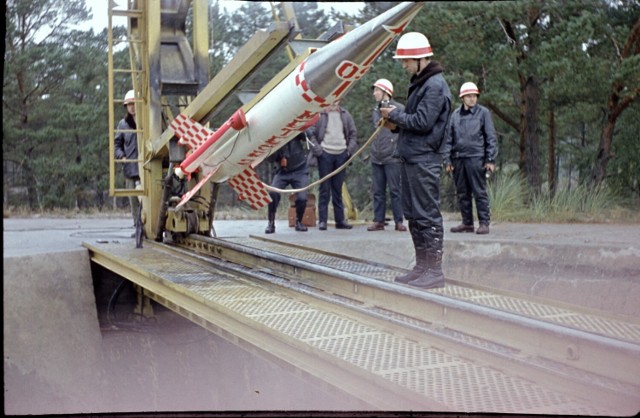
[442, 104, 498, 165]
[306, 106, 358, 167]
[114, 113, 139, 179]
[268, 132, 309, 174]
[388, 62, 452, 163]
[371, 99, 404, 165]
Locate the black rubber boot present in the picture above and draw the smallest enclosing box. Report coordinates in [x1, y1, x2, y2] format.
[265, 210, 276, 234]
[409, 252, 445, 289]
[395, 222, 427, 284]
[295, 199, 308, 232]
[408, 269, 445, 289]
[394, 260, 426, 284]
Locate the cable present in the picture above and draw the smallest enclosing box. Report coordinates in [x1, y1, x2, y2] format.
[263, 119, 386, 194]
[107, 278, 128, 325]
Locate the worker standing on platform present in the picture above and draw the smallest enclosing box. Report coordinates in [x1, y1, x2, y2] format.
[443, 82, 498, 235]
[379, 32, 452, 289]
[306, 100, 358, 231]
[114, 90, 140, 235]
[264, 132, 310, 234]
[367, 78, 407, 232]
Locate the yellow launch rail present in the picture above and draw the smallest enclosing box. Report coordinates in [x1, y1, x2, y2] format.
[84, 236, 640, 415]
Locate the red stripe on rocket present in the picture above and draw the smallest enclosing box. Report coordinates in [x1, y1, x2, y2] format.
[170, 2, 424, 210]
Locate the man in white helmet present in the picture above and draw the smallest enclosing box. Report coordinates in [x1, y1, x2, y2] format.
[379, 32, 452, 289]
[443, 82, 498, 235]
[114, 89, 140, 234]
[367, 78, 407, 232]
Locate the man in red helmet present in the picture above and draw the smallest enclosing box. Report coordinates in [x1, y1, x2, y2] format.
[443, 82, 498, 235]
[380, 32, 452, 290]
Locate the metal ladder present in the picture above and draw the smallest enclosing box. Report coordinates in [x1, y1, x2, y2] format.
[107, 0, 146, 198]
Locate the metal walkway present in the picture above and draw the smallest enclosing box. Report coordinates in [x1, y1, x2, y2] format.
[84, 237, 640, 414]
[229, 236, 640, 346]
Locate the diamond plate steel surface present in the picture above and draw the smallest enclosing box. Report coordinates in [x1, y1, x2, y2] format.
[228, 237, 640, 345]
[229, 237, 399, 281]
[442, 285, 640, 344]
[89, 241, 613, 414]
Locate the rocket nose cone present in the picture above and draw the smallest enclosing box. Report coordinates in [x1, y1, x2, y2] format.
[302, 2, 424, 100]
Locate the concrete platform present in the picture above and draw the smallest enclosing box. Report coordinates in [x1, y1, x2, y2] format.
[3, 215, 639, 414]
[5, 215, 639, 257]
[4, 215, 640, 316]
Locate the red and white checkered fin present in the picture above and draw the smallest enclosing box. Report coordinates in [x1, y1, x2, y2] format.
[175, 168, 218, 210]
[170, 114, 214, 150]
[228, 168, 272, 210]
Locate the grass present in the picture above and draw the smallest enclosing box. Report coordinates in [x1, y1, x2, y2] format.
[487, 171, 529, 221]
[3, 206, 132, 219]
[487, 171, 640, 224]
[5, 173, 639, 224]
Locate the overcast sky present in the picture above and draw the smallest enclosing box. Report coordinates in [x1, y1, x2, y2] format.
[81, 1, 365, 32]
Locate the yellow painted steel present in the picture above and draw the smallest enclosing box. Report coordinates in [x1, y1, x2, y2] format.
[107, 1, 319, 240]
[108, 1, 212, 237]
[151, 21, 294, 155]
[107, 2, 145, 198]
[84, 238, 639, 415]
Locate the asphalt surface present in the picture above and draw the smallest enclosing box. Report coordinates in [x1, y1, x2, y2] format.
[4, 215, 640, 316]
[4, 215, 639, 257]
[4, 215, 640, 416]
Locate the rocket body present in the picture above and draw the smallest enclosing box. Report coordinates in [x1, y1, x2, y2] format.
[171, 2, 424, 209]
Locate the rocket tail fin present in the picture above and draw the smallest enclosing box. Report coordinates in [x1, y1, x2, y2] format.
[170, 114, 214, 150]
[228, 168, 272, 210]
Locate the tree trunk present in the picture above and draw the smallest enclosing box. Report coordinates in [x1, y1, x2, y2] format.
[523, 76, 542, 195]
[548, 108, 556, 196]
[592, 16, 640, 185]
[593, 120, 615, 184]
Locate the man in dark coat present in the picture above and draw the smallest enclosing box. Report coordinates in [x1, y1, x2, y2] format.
[367, 78, 407, 232]
[114, 90, 140, 231]
[443, 82, 498, 235]
[380, 32, 452, 289]
[264, 132, 310, 234]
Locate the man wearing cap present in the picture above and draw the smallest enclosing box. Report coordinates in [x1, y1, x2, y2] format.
[367, 79, 407, 232]
[443, 82, 498, 235]
[379, 32, 452, 290]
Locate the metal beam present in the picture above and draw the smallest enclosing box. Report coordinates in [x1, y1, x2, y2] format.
[151, 21, 295, 155]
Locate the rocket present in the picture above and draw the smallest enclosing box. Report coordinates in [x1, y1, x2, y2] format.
[170, 2, 424, 210]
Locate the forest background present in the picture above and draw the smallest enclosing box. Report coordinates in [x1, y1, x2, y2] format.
[4, 1, 640, 223]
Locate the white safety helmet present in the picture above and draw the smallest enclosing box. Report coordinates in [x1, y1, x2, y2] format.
[372, 79, 393, 97]
[393, 32, 433, 59]
[123, 90, 135, 106]
[459, 82, 480, 98]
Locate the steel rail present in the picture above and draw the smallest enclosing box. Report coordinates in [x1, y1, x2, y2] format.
[86, 241, 448, 410]
[174, 234, 640, 395]
[85, 238, 639, 414]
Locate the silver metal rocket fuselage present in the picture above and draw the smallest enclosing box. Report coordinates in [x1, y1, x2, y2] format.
[302, 2, 422, 100]
[182, 2, 424, 187]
